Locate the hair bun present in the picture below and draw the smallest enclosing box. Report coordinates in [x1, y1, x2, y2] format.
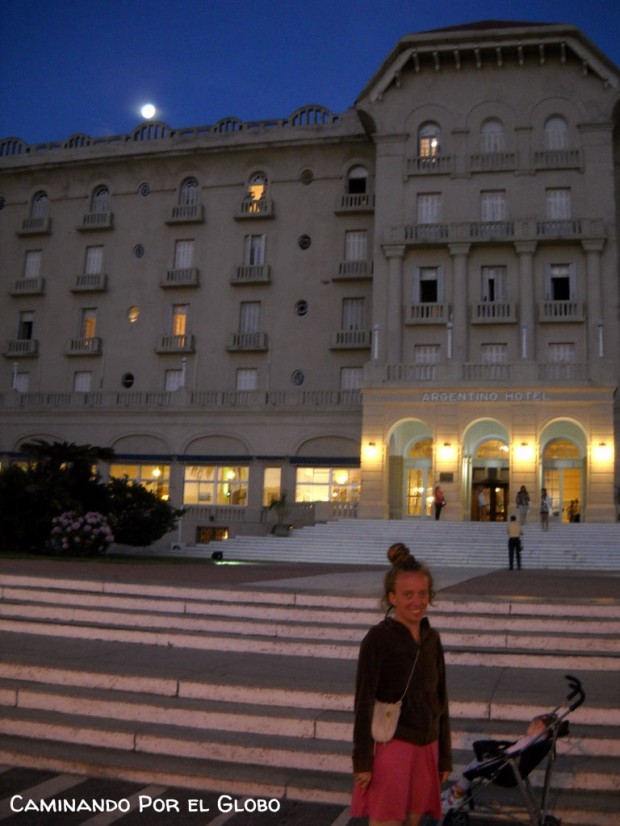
[387, 542, 413, 567]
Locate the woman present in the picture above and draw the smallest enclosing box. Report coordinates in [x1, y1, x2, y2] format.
[351, 543, 452, 826]
[516, 485, 530, 525]
[540, 488, 552, 531]
[433, 485, 445, 520]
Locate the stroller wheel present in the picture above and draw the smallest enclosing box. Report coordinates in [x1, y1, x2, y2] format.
[443, 810, 470, 826]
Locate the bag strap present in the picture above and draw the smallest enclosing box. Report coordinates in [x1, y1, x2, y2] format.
[397, 649, 420, 703]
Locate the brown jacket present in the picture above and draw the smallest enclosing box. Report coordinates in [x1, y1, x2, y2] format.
[352, 616, 452, 773]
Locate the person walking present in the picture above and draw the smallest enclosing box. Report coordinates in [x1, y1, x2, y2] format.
[507, 515, 523, 570]
[433, 485, 446, 521]
[540, 488, 552, 531]
[351, 543, 452, 826]
[515, 485, 530, 525]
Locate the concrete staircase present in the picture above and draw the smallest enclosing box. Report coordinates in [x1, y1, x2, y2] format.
[166, 519, 620, 570]
[0, 570, 619, 824]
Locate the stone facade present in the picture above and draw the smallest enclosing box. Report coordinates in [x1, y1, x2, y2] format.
[1, 21, 619, 537]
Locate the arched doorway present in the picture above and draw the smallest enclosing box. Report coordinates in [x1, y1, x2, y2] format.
[463, 420, 510, 522]
[542, 437, 585, 522]
[405, 437, 433, 518]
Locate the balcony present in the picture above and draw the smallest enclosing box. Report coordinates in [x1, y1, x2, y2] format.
[235, 198, 274, 220]
[17, 216, 51, 235]
[166, 204, 205, 224]
[226, 331, 268, 352]
[538, 301, 585, 323]
[71, 272, 107, 292]
[471, 302, 518, 324]
[406, 155, 453, 176]
[77, 211, 113, 231]
[156, 333, 195, 353]
[536, 220, 583, 239]
[329, 329, 372, 350]
[9, 277, 45, 296]
[468, 152, 517, 173]
[160, 268, 200, 288]
[386, 364, 437, 382]
[462, 362, 511, 381]
[4, 339, 39, 357]
[333, 260, 373, 281]
[537, 362, 588, 381]
[468, 222, 514, 241]
[405, 303, 450, 325]
[334, 193, 375, 214]
[533, 149, 582, 170]
[66, 336, 102, 356]
[230, 265, 271, 285]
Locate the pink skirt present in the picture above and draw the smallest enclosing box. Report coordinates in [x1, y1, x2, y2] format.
[351, 739, 441, 821]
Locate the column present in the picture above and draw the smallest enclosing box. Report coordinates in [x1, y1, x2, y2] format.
[515, 241, 537, 360]
[382, 244, 406, 365]
[449, 243, 470, 362]
[582, 240, 605, 360]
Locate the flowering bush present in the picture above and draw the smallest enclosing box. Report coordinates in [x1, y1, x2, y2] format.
[49, 511, 114, 556]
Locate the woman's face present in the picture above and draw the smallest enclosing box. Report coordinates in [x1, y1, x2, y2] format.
[388, 571, 431, 629]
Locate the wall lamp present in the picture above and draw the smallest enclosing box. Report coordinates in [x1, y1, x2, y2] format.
[365, 441, 379, 460]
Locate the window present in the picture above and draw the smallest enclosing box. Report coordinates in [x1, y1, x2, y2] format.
[73, 371, 92, 393]
[414, 345, 440, 364]
[23, 251, 42, 280]
[171, 304, 188, 335]
[346, 165, 368, 194]
[344, 230, 367, 261]
[341, 297, 365, 330]
[18, 311, 35, 340]
[340, 367, 363, 390]
[12, 371, 29, 393]
[418, 122, 441, 158]
[174, 240, 194, 269]
[179, 177, 199, 205]
[245, 172, 267, 209]
[80, 308, 97, 339]
[263, 467, 281, 507]
[546, 264, 575, 301]
[545, 189, 571, 220]
[244, 234, 265, 266]
[481, 191, 506, 222]
[30, 191, 48, 219]
[236, 368, 258, 390]
[183, 465, 249, 506]
[413, 267, 442, 303]
[239, 301, 261, 333]
[548, 342, 575, 362]
[481, 343, 507, 363]
[110, 463, 170, 500]
[84, 246, 104, 274]
[91, 185, 110, 213]
[295, 466, 361, 503]
[417, 194, 441, 224]
[544, 116, 569, 150]
[480, 119, 505, 153]
[481, 266, 507, 302]
[165, 369, 184, 391]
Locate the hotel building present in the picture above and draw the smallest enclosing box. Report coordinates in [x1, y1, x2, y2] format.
[1, 20, 618, 540]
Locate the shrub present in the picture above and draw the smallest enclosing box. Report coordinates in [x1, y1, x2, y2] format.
[49, 511, 114, 557]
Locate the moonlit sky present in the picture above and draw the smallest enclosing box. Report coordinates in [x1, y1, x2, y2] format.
[1, 0, 619, 145]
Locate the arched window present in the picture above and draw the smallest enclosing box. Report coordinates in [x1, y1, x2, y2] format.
[544, 116, 569, 150]
[246, 172, 267, 204]
[346, 165, 368, 195]
[91, 185, 110, 214]
[418, 122, 441, 158]
[179, 177, 199, 206]
[480, 119, 505, 153]
[30, 191, 48, 219]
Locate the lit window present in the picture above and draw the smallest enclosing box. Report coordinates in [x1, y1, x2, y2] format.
[183, 465, 249, 506]
[263, 467, 281, 507]
[295, 466, 361, 503]
[111, 463, 170, 500]
[418, 122, 441, 158]
[80, 308, 97, 339]
[245, 172, 267, 211]
[171, 304, 188, 336]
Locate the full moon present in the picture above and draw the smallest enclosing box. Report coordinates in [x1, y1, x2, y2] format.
[141, 103, 157, 120]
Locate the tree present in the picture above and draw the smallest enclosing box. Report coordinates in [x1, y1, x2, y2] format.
[107, 476, 183, 547]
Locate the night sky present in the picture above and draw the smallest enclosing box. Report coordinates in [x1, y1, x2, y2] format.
[1, 0, 619, 145]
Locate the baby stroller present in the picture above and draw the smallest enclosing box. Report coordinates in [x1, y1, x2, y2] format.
[443, 674, 585, 826]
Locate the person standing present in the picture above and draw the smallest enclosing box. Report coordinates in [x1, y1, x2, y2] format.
[351, 543, 452, 826]
[507, 515, 523, 570]
[477, 487, 487, 521]
[433, 485, 445, 521]
[515, 485, 530, 525]
[540, 488, 552, 531]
